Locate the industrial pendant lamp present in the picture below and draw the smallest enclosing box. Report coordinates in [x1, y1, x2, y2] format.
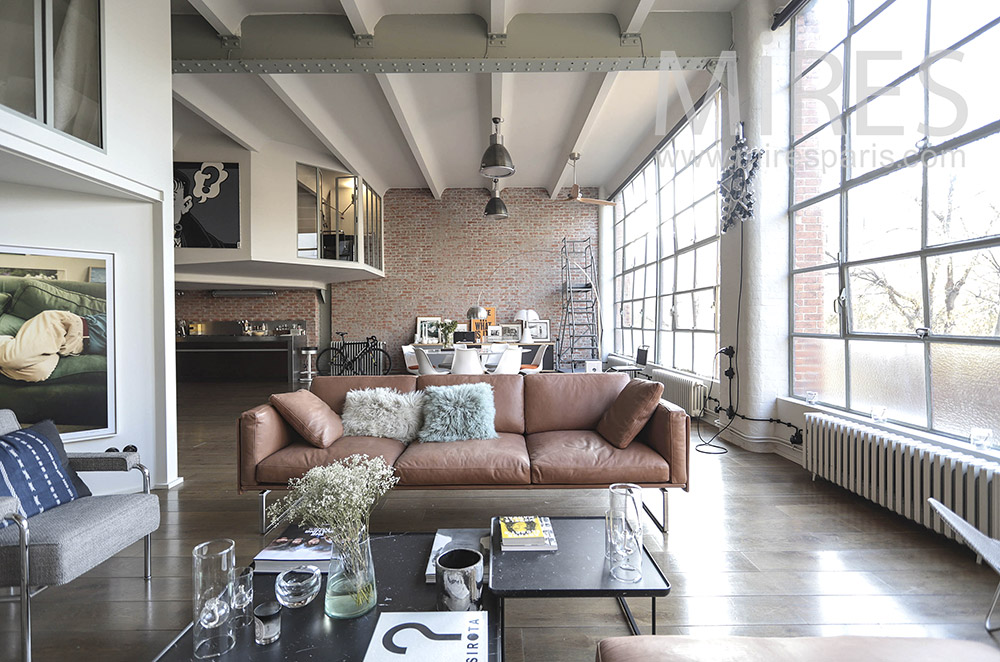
[484, 178, 508, 220]
[480, 117, 515, 178]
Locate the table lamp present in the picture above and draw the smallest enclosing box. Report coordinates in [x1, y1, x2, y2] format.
[514, 309, 540, 343]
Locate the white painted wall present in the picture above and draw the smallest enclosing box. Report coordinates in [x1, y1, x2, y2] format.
[0, 0, 177, 491]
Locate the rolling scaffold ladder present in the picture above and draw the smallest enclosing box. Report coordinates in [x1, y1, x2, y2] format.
[557, 237, 602, 371]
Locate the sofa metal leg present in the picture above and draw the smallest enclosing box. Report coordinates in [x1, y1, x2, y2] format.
[15, 513, 31, 662]
[642, 488, 668, 534]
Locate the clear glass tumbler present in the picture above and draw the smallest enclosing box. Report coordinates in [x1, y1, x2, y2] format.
[192, 539, 236, 659]
[232, 565, 254, 628]
[609, 483, 643, 537]
[608, 510, 643, 583]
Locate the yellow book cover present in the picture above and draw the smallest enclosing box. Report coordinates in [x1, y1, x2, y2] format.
[499, 516, 545, 540]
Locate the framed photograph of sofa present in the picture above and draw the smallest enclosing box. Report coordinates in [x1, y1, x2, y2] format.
[0, 245, 115, 440]
[500, 322, 522, 342]
[416, 316, 442, 343]
[527, 319, 550, 342]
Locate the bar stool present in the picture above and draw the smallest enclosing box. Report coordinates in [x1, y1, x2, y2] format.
[299, 346, 318, 387]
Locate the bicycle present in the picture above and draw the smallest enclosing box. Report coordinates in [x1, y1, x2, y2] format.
[316, 332, 392, 376]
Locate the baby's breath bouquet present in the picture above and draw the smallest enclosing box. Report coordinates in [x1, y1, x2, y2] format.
[268, 455, 398, 618]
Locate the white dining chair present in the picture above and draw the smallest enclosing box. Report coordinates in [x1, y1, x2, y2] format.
[401, 344, 420, 375]
[484, 343, 508, 369]
[413, 346, 448, 375]
[489, 347, 523, 374]
[451, 347, 485, 375]
[520, 345, 546, 374]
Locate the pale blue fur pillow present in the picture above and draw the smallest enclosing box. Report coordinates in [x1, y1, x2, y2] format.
[418, 383, 498, 443]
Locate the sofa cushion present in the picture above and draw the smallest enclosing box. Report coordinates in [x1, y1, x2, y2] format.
[310, 375, 417, 414]
[594, 636, 1000, 662]
[256, 436, 407, 486]
[395, 432, 530, 485]
[525, 430, 669, 484]
[418, 383, 498, 443]
[341, 387, 424, 444]
[0, 313, 24, 336]
[7, 279, 106, 319]
[417, 374, 524, 434]
[524, 373, 630, 434]
[597, 380, 664, 449]
[269, 389, 343, 449]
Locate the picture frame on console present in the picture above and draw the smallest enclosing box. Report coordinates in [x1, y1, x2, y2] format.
[486, 325, 503, 341]
[0, 245, 116, 440]
[416, 316, 442, 343]
[527, 319, 550, 342]
[500, 322, 522, 342]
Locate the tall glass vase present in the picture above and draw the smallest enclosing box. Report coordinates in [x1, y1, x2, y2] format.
[324, 528, 377, 619]
[192, 539, 236, 659]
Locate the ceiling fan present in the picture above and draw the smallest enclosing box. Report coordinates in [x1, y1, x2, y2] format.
[558, 153, 615, 206]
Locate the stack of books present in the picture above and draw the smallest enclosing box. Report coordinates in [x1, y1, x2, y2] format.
[497, 515, 558, 552]
[253, 526, 332, 573]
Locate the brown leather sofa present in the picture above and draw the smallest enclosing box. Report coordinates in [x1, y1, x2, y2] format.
[239, 373, 690, 531]
[595, 635, 1000, 662]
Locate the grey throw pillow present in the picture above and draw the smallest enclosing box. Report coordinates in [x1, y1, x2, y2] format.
[418, 383, 498, 443]
[341, 387, 425, 444]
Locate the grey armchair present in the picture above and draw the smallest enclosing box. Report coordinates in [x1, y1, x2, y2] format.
[0, 410, 160, 662]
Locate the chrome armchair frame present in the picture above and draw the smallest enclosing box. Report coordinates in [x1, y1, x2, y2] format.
[0, 459, 152, 662]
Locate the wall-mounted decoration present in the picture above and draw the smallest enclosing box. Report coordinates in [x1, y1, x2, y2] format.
[0, 246, 115, 440]
[719, 122, 763, 234]
[499, 323, 522, 342]
[416, 316, 442, 343]
[486, 325, 503, 341]
[527, 319, 550, 342]
[469, 319, 489, 342]
[173, 162, 240, 248]
[87, 266, 106, 283]
[484, 307, 497, 325]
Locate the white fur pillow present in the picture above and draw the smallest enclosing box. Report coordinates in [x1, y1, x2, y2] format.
[341, 387, 425, 444]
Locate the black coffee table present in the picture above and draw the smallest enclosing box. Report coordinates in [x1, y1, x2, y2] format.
[488, 516, 670, 635]
[154, 532, 502, 661]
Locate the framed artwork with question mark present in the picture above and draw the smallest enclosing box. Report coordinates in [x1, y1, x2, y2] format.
[172, 162, 241, 248]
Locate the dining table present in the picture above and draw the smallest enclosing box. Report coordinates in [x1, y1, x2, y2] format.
[423, 346, 531, 370]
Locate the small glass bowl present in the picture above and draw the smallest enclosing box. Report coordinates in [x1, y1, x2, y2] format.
[274, 565, 322, 608]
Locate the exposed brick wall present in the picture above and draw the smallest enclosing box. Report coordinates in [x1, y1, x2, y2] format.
[174, 289, 320, 346]
[329, 186, 599, 373]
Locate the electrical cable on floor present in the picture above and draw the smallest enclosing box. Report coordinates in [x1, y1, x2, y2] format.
[695, 348, 729, 454]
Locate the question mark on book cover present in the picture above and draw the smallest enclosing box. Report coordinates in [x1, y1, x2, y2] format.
[382, 623, 461, 654]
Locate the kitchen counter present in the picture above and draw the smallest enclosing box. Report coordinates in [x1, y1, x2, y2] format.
[176, 334, 307, 383]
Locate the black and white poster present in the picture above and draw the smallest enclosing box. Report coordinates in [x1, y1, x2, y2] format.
[172, 162, 240, 248]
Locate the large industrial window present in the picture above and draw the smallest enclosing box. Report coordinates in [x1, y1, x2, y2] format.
[0, 0, 103, 147]
[789, 0, 1000, 440]
[613, 92, 721, 377]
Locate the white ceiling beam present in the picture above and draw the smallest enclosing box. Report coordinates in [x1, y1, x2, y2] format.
[186, 0, 245, 37]
[172, 76, 267, 152]
[546, 71, 619, 200]
[260, 74, 390, 196]
[339, 0, 378, 36]
[616, 0, 656, 35]
[488, 0, 509, 34]
[375, 74, 445, 199]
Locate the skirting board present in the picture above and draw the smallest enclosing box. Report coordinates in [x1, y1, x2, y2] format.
[156, 476, 185, 490]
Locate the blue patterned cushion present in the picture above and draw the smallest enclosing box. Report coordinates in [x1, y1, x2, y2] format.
[0, 428, 79, 528]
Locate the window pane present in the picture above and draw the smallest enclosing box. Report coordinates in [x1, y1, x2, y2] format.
[929, 1, 1000, 52]
[794, 0, 848, 70]
[793, 119, 843, 203]
[693, 99, 718, 155]
[676, 250, 694, 291]
[660, 257, 675, 293]
[847, 165, 922, 261]
[614, 221, 624, 248]
[693, 289, 716, 330]
[849, 339, 927, 426]
[693, 332, 717, 377]
[296, 164, 319, 258]
[659, 295, 673, 330]
[847, 76, 924, 178]
[693, 195, 718, 244]
[644, 264, 657, 298]
[658, 143, 675, 182]
[793, 269, 840, 334]
[614, 328, 623, 354]
[793, 336, 846, 406]
[794, 195, 840, 268]
[928, 134, 1000, 246]
[849, 0, 927, 105]
[657, 331, 673, 366]
[631, 268, 643, 299]
[675, 331, 693, 372]
[52, 0, 102, 146]
[675, 292, 693, 330]
[675, 166, 694, 212]
[660, 187, 675, 257]
[931, 343, 1000, 439]
[675, 207, 695, 250]
[793, 45, 844, 140]
[929, 247, 1000, 337]
[848, 257, 924, 333]
[927, 27, 1000, 140]
[0, 0, 36, 118]
[695, 242, 718, 289]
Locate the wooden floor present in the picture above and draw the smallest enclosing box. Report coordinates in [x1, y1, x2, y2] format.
[4, 380, 999, 660]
